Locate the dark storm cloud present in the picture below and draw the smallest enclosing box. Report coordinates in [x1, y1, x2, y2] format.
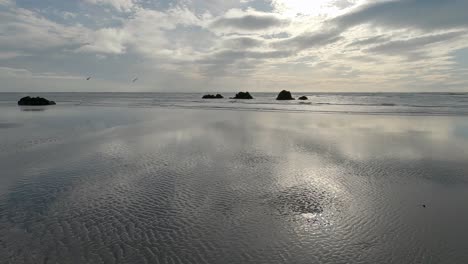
[334, 0, 468, 31]
[211, 13, 285, 31]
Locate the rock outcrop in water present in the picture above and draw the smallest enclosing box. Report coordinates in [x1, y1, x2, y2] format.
[18, 96, 56, 106]
[231, 92, 253, 99]
[202, 94, 224, 99]
[298, 96, 308, 100]
[276, 90, 294, 100]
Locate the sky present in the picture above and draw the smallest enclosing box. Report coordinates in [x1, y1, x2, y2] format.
[0, 0, 468, 92]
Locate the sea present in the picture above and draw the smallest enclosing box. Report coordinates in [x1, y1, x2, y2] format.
[1, 92, 468, 115]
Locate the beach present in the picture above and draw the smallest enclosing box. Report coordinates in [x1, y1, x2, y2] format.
[1, 96, 468, 263]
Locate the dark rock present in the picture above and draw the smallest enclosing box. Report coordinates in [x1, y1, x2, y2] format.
[18, 96, 56, 106]
[276, 90, 294, 100]
[298, 96, 308, 100]
[231, 92, 253, 99]
[202, 94, 224, 99]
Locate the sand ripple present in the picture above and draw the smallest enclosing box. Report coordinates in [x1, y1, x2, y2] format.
[1, 108, 468, 263]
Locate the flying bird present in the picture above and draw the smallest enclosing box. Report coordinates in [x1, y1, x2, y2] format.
[86, 77, 91, 80]
[132, 78, 138, 83]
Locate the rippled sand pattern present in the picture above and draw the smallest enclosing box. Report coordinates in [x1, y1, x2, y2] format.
[1, 106, 468, 263]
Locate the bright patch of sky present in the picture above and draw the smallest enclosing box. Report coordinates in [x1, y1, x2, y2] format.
[1, 0, 468, 92]
[454, 48, 468, 68]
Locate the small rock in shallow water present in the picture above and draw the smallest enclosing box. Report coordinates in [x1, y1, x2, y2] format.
[231, 92, 253, 99]
[18, 96, 56, 106]
[202, 94, 224, 99]
[298, 96, 308, 100]
[276, 90, 294, 100]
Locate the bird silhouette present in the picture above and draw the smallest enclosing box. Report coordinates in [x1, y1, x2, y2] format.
[132, 78, 138, 83]
[86, 77, 91, 80]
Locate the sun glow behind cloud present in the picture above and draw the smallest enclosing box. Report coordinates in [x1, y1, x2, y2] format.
[272, 0, 352, 18]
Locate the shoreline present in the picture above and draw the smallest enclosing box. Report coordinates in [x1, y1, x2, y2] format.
[5, 103, 468, 117]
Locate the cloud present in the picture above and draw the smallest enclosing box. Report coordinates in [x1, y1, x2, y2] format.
[334, 0, 468, 31]
[0, 66, 82, 79]
[62, 11, 78, 20]
[84, 0, 136, 12]
[0, 6, 88, 51]
[2, 0, 468, 92]
[0, 66, 32, 77]
[211, 10, 287, 31]
[274, 29, 343, 51]
[202, 49, 292, 63]
[346, 35, 390, 47]
[78, 28, 127, 54]
[176, 0, 250, 15]
[0, 52, 27, 59]
[365, 31, 466, 57]
[196, 49, 293, 76]
[0, 0, 12, 6]
[122, 8, 203, 57]
[332, 0, 355, 10]
[222, 37, 264, 49]
[77, 7, 205, 58]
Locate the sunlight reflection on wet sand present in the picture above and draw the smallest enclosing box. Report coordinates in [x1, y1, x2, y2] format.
[0, 106, 468, 263]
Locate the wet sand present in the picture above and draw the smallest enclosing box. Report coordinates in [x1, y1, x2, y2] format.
[1, 105, 468, 263]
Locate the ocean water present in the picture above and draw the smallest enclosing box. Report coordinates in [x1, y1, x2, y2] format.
[1, 93, 468, 263]
[1, 92, 468, 115]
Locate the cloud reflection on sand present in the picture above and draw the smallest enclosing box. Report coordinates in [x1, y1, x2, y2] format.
[0, 106, 468, 263]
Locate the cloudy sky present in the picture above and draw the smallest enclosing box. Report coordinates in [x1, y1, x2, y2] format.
[1, 0, 468, 92]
